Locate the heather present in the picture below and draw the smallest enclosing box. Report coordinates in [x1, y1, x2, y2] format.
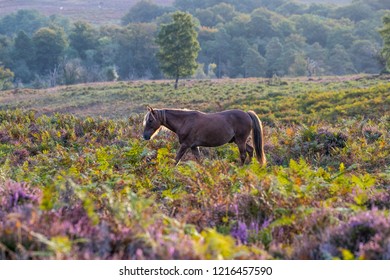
[0, 77, 389, 259]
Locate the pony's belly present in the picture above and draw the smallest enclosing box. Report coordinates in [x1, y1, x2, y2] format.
[194, 135, 233, 147]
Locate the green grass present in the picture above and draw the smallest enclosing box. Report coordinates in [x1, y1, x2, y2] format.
[1, 75, 388, 122]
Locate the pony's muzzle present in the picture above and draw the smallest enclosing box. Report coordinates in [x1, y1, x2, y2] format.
[143, 133, 151, 140]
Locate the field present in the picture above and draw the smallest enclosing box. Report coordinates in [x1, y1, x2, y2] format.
[0, 75, 389, 259]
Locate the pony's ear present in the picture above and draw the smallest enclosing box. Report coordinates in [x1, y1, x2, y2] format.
[147, 106, 154, 113]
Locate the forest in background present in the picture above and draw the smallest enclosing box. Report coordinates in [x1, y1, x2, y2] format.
[0, 0, 388, 88]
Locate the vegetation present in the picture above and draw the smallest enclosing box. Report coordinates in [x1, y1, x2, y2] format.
[0, 76, 389, 259]
[0, 66, 14, 90]
[0, 0, 388, 88]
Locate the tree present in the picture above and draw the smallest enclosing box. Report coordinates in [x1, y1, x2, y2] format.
[0, 10, 47, 36]
[242, 47, 266, 77]
[379, 14, 390, 71]
[288, 53, 307, 76]
[332, 2, 374, 22]
[11, 31, 35, 83]
[293, 14, 329, 47]
[0, 66, 14, 90]
[61, 58, 85, 85]
[117, 23, 160, 79]
[327, 24, 356, 49]
[265, 37, 284, 77]
[328, 44, 355, 75]
[201, 26, 231, 78]
[13, 31, 34, 63]
[32, 27, 68, 74]
[306, 42, 327, 75]
[227, 37, 250, 77]
[248, 9, 277, 39]
[156, 12, 200, 89]
[121, 0, 170, 24]
[350, 40, 381, 73]
[69, 21, 98, 59]
[0, 35, 13, 68]
[194, 3, 237, 27]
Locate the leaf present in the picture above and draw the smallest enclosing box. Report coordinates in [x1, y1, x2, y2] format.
[341, 249, 355, 260]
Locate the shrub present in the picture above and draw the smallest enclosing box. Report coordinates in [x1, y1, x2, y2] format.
[320, 210, 390, 259]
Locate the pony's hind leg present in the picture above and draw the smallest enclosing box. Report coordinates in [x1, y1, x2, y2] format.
[246, 143, 254, 163]
[191, 147, 201, 162]
[236, 141, 247, 165]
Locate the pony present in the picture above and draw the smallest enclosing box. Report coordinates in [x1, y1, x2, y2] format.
[143, 106, 266, 166]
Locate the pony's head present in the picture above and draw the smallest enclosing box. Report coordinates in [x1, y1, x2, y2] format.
[143, 106, 162, 140]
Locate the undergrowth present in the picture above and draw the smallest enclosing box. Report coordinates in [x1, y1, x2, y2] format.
[0, 105, 388, 259]
[0, 77, 389, 259]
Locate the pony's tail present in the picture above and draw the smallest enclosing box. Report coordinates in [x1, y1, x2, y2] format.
[247, 111, 266, 166]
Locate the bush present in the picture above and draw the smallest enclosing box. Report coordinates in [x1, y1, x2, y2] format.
[322, 210, 390, 259]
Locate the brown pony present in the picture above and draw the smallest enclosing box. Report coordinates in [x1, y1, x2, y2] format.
[143, 107, 266, 166]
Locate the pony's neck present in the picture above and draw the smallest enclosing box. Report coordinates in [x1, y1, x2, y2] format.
[162, 109, 192, 134]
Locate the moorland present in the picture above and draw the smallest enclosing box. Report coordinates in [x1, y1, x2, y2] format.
[0, 75, 389, 259]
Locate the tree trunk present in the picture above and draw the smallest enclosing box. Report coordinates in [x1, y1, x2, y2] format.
[174, 75, 179, 89]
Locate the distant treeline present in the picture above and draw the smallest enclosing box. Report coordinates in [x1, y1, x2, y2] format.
[0, 0, 388, 88]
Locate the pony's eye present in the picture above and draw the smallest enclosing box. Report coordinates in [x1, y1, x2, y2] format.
[148, 119, 152, 123]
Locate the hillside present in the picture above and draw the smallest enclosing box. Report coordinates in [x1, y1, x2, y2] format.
[0, 0, 174, 23]
[1, 75, 388, 122]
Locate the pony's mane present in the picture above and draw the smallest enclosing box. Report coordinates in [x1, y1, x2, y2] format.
[160, 108, 191, 112]
[142, 111, 151, 127]
[142, 109, 170, 127]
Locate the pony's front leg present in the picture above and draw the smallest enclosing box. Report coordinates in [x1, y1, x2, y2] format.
[175, 144, 189, 165]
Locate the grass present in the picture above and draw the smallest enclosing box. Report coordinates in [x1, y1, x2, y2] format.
[0, 75, 389, 259]
[1, 75, 388, 121]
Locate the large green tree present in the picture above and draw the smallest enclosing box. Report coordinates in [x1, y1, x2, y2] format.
[69, 21, 98, 59]
[0, 10, 47, 36]
[121, 0, 170, 25]
[12, 31, 35, 82]
[380, 14, 390, 71]
[242, 47, 267, 77]
[117, 23, 160, 79]
[32, 27, 68, 74]
[156, 11, 200, 89]
[13, 31, 34, 64]
[265, 37, 284, 77]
